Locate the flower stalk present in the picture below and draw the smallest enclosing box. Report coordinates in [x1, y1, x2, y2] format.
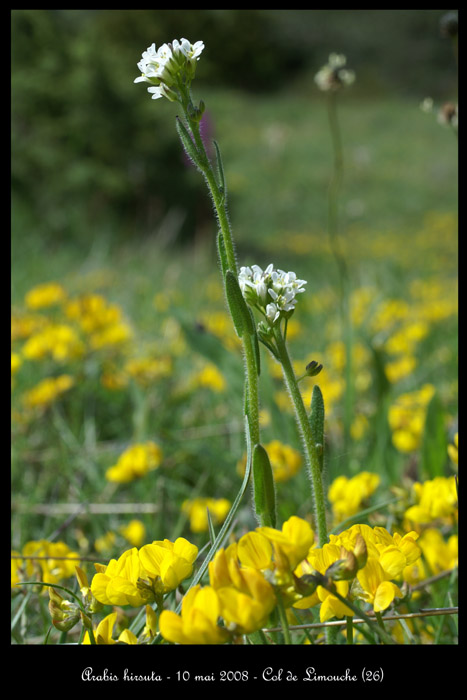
[272, 326, 327, 547]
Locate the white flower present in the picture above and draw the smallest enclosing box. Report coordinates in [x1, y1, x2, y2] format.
[315, 53, 355, 92]
[266, 303, 280, 325]
[239, 263, 307, 326]
[134, 39, 204, 101]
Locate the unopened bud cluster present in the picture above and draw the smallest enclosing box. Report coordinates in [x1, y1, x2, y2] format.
[315, 54, 355, 92]
[238, 263, 307, 329]
[134, 39, 205, 102]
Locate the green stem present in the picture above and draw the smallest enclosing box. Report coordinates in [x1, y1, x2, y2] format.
[331, 589, 397, 645]
[275, 592, 292, 645]
[273, 326, 327, 547]
[184, 100, 237, 275]
[180, 96, 261, 463]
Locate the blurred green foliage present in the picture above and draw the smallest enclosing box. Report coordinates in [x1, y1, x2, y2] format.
[12, 9, 457, 253]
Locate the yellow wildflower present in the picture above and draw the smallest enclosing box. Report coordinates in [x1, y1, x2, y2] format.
[356, 559, 403, 613]
[418, 528, 458, 575]
[22, 374, 74, 409]
[258, 516, 315, 571]
[447, 432, 458, 467]
[388, 384, 435, 453]
[125, 355, 173, 386]
[24, 282, 66, 310]
[119, 520, 146, 547]
[91, 548, 152, 607]
[159, 585, 231, 644]
[404, 476, 458, 526]
[65, 293, 121, 333]
[21, 539, 80, 585]
[82, 611, 138, 644]
[11, 352, 22, 376]
[328, 472, 380, 523]
[193, 363, 226, 393]
[208, 545, 276, 635]
[295, 543, 354, 621]
[105, 441, 163, 483]
[22, 324, 85, 362]
[138, 537, 198, 595]
[182, 497, 231, 533]
[89, 322, 132, 350]
[384, 355, 417, 384]
[216, 568, 276, 634]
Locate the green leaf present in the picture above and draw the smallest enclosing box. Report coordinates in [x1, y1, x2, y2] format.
[310, 384, 325, 472]
[206, 507, 216, 546]
[175, 116, 202, 170]
[420, 391, 448, 478]
[250, 310, 261, 376]
[213, 140, 227, 201]
[225, 269, 255, 338]
[252, 443, 276, 527]
[217, 230, 229, 280]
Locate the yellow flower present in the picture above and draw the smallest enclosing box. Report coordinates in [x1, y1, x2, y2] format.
[182, 497, 231, 533]
[125, 355, 173, 386]
[82, 612, 139, 644]
[384, 355, 417, 384]
[141, 604, 159, 641]
[216, 568, 276, 634]
[119, 520, 146, 547]
[404, 476, 458, 526]
[371, 527, 422, 578]
[89, 322, 132, 349]
[236, 532, 274, 571]
[21, 540, 80, 584]
[418, 528, 458, 575]
[22, 374, 74, 410]
[22, 323, 85, 362]
[258, 516, 315, 571]
[328, 472, 380, 523]
[24, 282, 67, 310]
[11, 551, 23, 589]
[384, 321, 429, 356]
[138, 537, 198, 595]
[65, 294, 121, 333]
[192, 363, 226, 393]
[105, 441, 163, 483]
[356, 559, 403, 613]
[159, 585, 230, 644]
[296, 544, 354, 621]
[448, 432, 458, 466]
[11, 313, 49, 341]
[350, 414, 369, 441]
[91, 548, 152, 607]
[209, 543, 277, 632]
[11, 352, 22, 376]
[388, 384, 435, 453]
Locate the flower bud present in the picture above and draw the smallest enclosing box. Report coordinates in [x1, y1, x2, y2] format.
[325, 548, 358, 581]
[306, 360, 323, 377]
[48, 587, 80, 632]
[353, 533, 368, 570]
[293, 572, 319, 597]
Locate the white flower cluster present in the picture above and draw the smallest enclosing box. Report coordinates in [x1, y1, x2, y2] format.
[134, 39, 205, 101]
[315, 53, 355, 92]
[238, 264, 307, 326]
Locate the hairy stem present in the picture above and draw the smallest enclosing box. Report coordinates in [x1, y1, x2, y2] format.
[273, 326, 327, 546]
